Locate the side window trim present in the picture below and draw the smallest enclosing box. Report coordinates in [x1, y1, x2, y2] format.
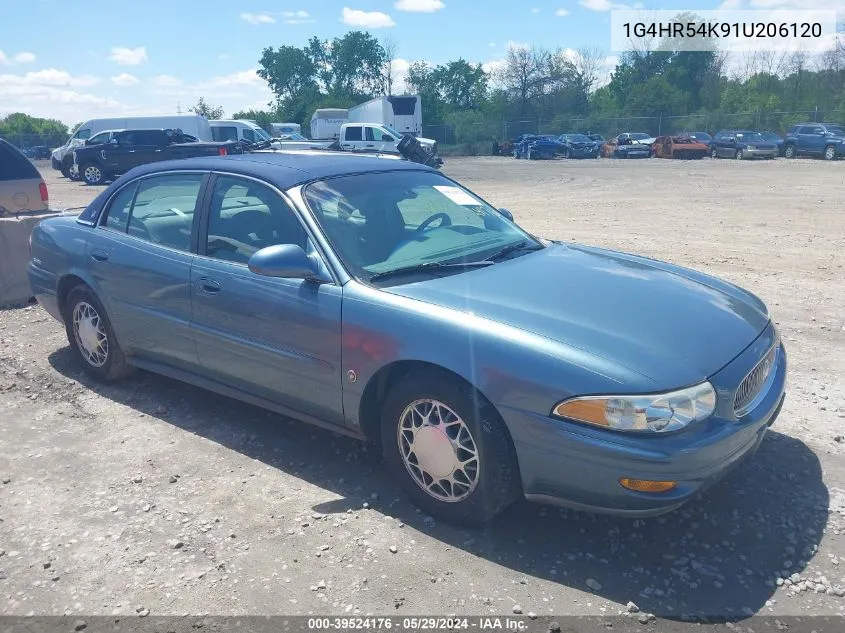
[99, 180, 141, 232]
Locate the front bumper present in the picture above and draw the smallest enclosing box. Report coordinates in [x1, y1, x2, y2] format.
[741, 148, 777, 159]
[569, 147, 599, 158]
[502, 323, 786, 517]
[616, 148, 651, 158]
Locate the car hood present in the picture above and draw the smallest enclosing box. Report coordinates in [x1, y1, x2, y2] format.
[383, 243, 769, 389]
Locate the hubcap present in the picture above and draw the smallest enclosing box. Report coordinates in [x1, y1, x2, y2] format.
[397, 399, 480, 503]
[85, 166, 101, 182]
[72, 301, 108, 367]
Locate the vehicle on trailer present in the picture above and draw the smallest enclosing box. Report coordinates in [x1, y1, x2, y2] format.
[651, 135, 710, 159]
[513, 135, 558, 160]
[710, 130, 777, 160]
[27, 151, 787, 525]
[558, 133, 600, 159]
[72, 128, 240, 185]
[601, 133, 652, 158]
[782, 123, 845, 160]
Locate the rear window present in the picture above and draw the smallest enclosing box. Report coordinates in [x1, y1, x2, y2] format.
[0, 140, 39, 181]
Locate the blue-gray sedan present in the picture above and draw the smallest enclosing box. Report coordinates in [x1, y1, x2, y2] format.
[27, 151, 787, 525]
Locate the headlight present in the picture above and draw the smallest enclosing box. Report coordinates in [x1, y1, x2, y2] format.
[552, 381, 717, 433]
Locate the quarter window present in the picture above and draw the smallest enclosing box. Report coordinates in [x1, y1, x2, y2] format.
[204, 176, 307, 265]
[103, 183, 138, 232]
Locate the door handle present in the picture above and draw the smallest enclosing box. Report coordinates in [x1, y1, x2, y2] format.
[90, 248, 109, 262]
[197, 277, 221, 295]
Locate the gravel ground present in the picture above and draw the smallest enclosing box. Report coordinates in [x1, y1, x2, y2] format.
[1, 157, 844, 623]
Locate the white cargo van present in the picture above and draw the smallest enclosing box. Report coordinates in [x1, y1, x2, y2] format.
[210, 119, 275, 146]
[51, 114, 212, 178]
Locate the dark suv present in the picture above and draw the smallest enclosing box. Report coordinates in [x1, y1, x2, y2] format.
[783, 123, 845, 160]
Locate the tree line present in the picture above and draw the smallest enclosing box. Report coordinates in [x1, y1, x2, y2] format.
[236, 26, 845, 144]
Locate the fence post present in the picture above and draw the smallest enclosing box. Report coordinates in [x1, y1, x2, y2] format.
[658, 113, 662, 136]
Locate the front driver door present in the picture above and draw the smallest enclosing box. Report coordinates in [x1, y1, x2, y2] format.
[190, 174, 344, 425]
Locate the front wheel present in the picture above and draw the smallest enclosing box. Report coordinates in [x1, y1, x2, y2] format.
[380, 372, 520, 525]
[63, 286, 133, 381]
[784, 144, 797, 159]
[735, 149, 744, 160]
[81, 162, 106, 185]
[711, 147, 718, 158]
[823, 145, 837, 161]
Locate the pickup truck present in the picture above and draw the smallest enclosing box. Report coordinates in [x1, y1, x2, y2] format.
[73, 128, 241, 185]
[312, 123, 441, 165]
[782, 122, 845, 160]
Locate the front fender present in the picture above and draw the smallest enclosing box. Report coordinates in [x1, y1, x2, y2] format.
[339, 280, 659, 430]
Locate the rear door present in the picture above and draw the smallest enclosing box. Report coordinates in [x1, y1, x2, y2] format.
[189, 174, 344, 423]
[0, 140, 46, 214]
[87, 171, 208, 370]
[341, 125, 365, 151]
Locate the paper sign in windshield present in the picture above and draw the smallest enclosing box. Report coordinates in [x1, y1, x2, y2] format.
[433, 186, 482, 207]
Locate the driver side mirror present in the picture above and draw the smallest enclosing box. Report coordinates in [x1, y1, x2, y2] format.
[498, 207, 514, 222]
[248, 244, 325, 281]
[109, 138, 119, 145]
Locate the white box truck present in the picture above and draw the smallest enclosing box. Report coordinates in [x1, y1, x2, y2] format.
[310, 109, 349, 140]
[347, 96, 423, 136]
[51, 114, 212, 179]
[270, 122, 302, 137]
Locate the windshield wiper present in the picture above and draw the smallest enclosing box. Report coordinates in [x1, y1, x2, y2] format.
[483, 240, 545, 263]
[369, 260, 493, 282]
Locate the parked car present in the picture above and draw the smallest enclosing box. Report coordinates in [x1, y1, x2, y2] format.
[513, 134, 558, 160]
[24, 145, 51, 160]
[537, 135, 566, 155]
[759, 131, 784, 156]
[0, 138, 48, 216]
[601, 133, 652, 158]
[72, 128, 241, 185]
[782, 123, 845, 160]
[687, 131, 713, 147]
[27, 151, 787, 525]
[651, 135, 710, 159]
[710, 130, 777, 160]
[558, 133, 600, 158]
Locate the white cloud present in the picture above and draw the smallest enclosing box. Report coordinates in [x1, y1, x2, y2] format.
[580, 0, 642, 9]
[531, 7, 541, 13]
[395, 0, 445, 11]
[555, 8, 570, 16]
[152, 74, 182, 87]
[482, 59, 506, 74]
[108, 47, 148, 65]
[0, 50, 37, 66]
[2, 69, 100, 87]
[240, 12, 275, 25]
[110, 73, 140, 86]
[341, 7, 396, 28]
[280, 9, 313, 23]
[391, 58, 411, 93]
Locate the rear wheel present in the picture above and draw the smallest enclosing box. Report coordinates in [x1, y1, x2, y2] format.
[81, 162, 106, 185]
[711, 147, 718, 159]
[63, 286, 133, 381]
[380, 372, 520, 525]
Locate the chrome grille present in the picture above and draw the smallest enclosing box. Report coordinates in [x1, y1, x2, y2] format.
[734, 336, 779, 415]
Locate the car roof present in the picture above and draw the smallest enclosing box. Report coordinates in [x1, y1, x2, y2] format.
[120, 150, 436, 190]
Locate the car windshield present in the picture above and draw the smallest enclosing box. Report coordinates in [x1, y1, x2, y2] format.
[303, 170, 542, 283]
[629, 133, 650, 140]
[825, 126, 844, 135]
[692, 132, 712, 141]
[568, 134, 591, 142]
[737, 132, 764, 141]
[252, 127, 271, 141]
[760, 132, 779, 140]
[383, 125, 404, 138]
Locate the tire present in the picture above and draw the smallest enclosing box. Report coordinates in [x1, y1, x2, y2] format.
[784, 144, 797, 159]
[823, 145, 837, 161]
[527, 148, 533, 160]
[68, 163, 80, 181]
[380, 371, 520, 526]
[81, 162, 106, 185]
[63, 285, 133, 381]
[735, 149, 744, 160]
[711, 147, 718, 159]
[60, 167, 70, 179]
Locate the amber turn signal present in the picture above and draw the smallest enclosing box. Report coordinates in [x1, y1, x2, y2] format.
[619, 478, 676, 493]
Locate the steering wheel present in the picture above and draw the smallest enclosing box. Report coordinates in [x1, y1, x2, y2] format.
[413, 212, 451, 235]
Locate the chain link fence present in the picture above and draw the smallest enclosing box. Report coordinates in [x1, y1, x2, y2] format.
[426, 107, 845, 154]
[2, 133, 71, 155]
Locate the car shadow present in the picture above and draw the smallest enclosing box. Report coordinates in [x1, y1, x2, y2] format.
[47, 347, 829, 622]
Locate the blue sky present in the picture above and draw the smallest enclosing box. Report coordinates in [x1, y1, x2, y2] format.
[0, 0, 836, 127]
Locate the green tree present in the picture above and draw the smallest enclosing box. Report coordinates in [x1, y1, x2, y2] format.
[188, 97, 224, 119]
[257, 45, 318, 103]
[431, 59, 488, 111]
[306, 31, 387, 97]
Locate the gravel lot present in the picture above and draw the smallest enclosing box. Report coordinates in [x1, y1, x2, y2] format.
[1, 157, 844, 623]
